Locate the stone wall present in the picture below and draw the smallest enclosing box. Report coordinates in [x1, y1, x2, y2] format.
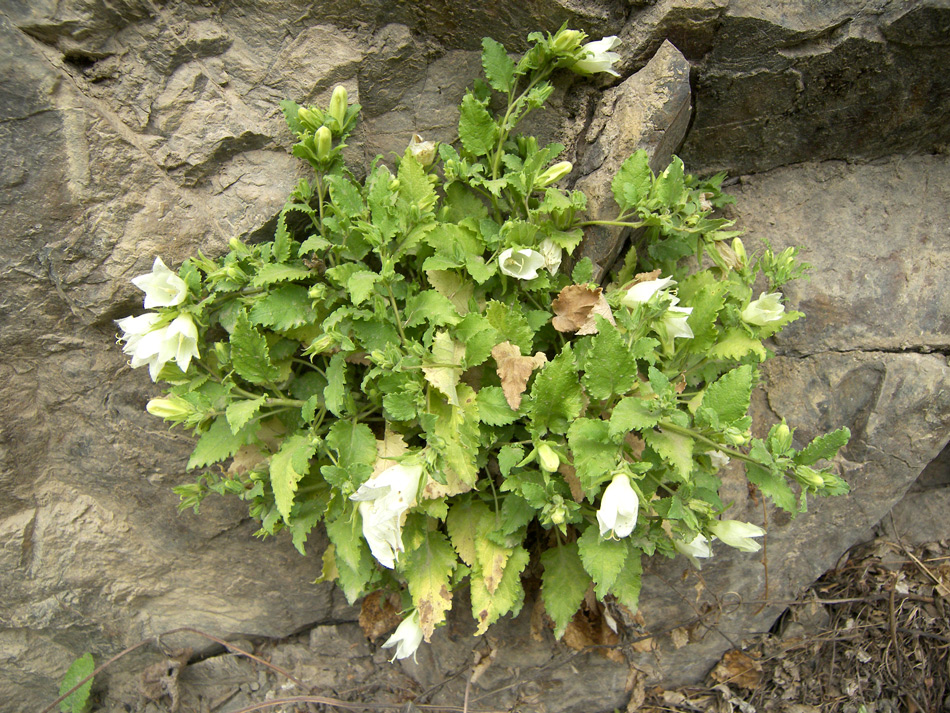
[1, 1, 948, 710]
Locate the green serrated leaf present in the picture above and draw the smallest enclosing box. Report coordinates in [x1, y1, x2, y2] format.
[422, 331, 465, 406]
[498, 444, 525, 477]
[325, 420, 376, 471]
[325, 514, 374, 602]
[610, 544, 643, 612]
[747, 462, 797, 512]
[577, 526, 628, 598]
[709, 329, 767, 361]
[644, 428, 694, 481]
[583, 321, 639, 400]
[571, 257, 594, 284]
[702, 365, 755, 425]
[427, 270, 473, 315]
[476, 386, 520, 426]
[541, 542, 591, 638]
[471, 545, 528, 634]
[324, 352, 347, 417]
[568, 418, 618, 497]
[188, 416, 246, 469]
[796, 427, 851, 466]
[225, 396, 266, 434]
[405, 290, 461, 328]
[612, 150, 653, 212]
[252, 263, 311, 287]
[59, 653, 94, 713]
[249, 285, 315, 331]
[446, 497, 485, 566]
[485, 301, 533, 355]
[346, 269, 380, 305]
[481, 37, 516, 93]
[270, 432, 318, 521]
[458, 93, 496, 157]
[231, 311, 282, 384]
[404, 530, 457, 640]
[609, 397, 661, 439]
[527, 346, 583, 435]
[327, 173, 365, 219]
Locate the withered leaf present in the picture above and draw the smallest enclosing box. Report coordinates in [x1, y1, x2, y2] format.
[358, 590, 404, 641]
[491, 341, 548, 410]
[551, 284, 616, 335]
[709, 649, 763, 690]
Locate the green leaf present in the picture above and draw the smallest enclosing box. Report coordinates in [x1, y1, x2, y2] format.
[225, 396, 266, 434]
[746, 462, 797, 512]
[446, 497, 485, 566]
[651, 155, 685, 205]
[455, 312, 499, 367]
[643, 428, 694, 481]
[270, 432, 318, 521]
[541, 542, 591, 638]
[476, 386, 520, 426]
[497, 444, 524, 477]
[582, 321, 639, 400]
[288, 497, 325, 555]
[325, 514, 374, 602]
[188, 416, 246, 469]
[571, 257, 594, 284]
[427, 270, 473, 315]
[231, 311, 282, 384]
[471, 545, 528, 634]
[610, 544, 643, 612]
[568, 418, 618, 497]
[485, 301, 533, 354]
[458, 93, 496, 157]
[577, 526, 628, 599]
[702, 365, 755, 424]
[346, 269, 380, 305]
[404, 530, 457, 640]
[422, 331, 465, 406]
[383, 387, 423, 422]
[398, 152, 437, 209]
[405, 290, 461, 328]
[326, 173, 365, 219]
[709, 329, 767, 361]
[795, 427, 851, 466]
[249, 285, 315, 331]
[612, 150, 653, 211]
[324, 352, 347, 417]
[609, 397, 661, 438]
[481, 37, 516, 93]
[59, 653, 94, 713]
[252, 263, 311, 287]
[427, 385, 481, 488]
[325, 420, 376, 471]
[527, 346, 584, 435]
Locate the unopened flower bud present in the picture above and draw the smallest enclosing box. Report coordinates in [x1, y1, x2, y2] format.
[329, 85, 348, 128]
[732, 238, 747, 264]
[297, 106, 320, 129]
[315, 126, 332, 160]
[773, 422, 792, 453]
[214, 342, 229, 364]
[537, 443, 560, 473]
[146, 396, 193, 421]
[794, 466, 825, 489]
[408, 134, 437, 166]
[551, 28, 585, 54]
[536, 161, 572, 188]
[307, 333, 335, 354]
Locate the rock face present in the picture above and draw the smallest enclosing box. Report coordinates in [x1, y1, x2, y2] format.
[1, 1, 948, 711]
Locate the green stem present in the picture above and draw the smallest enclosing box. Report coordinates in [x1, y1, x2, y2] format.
[656, 421, 755, 465]
[574, 219, 646, 229]
[385, 283, 409, 345]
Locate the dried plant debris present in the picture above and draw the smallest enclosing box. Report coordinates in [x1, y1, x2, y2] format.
[636, 537, 950, 713]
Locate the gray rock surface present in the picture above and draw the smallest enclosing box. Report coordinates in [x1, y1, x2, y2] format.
[573, 39, 692, 281]
[1, 1, 949, 711]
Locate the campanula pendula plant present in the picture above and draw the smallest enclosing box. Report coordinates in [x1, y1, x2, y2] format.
[118, 26, 850, 660]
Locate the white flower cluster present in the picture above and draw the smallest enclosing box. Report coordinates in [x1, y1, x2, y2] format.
[116, 258, 199, 381]
[621, 275, 694, 343]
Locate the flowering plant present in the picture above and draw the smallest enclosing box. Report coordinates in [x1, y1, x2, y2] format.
[119, 27, 850, 659]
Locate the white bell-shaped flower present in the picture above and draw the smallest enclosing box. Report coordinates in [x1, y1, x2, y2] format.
[674, 534, 713, 569]
[382, 610, 424, 662]
[740, 292, 785, 326]
[131, 257, 189, 309]
[498, 248, 546, 280]
[596, 473, 639, 539]
[709, 519, 765, 553]
[621, 275, 677, 308]
[573, 36, 622, 77]
[351, 463, 424, 569]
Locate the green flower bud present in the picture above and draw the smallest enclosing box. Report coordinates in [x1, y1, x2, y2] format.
[297, 106, 321, 129]
[214, 342, 230, 364]
[146, 396, 194, 421]
[329, 85, 348, 129]
[732, 238, 747, 265]
[536, 161, 573, 188]
[551, 28, 585, 54]
[772, 422, 792, 453]
[307, 333, 335, 354]
[794, 466, 825, 489]
[315, 126, 332, 160]
[537, 443, 560, 473]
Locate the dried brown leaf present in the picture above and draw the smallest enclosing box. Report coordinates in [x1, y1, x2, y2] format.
[709, 650, 763, 690]
[559, 463, 585, 503]
[359, 590, 404, 641]
[491, 341, 547, 409]
[551, 285, 616, 334]
[670, 626, 690, 649]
